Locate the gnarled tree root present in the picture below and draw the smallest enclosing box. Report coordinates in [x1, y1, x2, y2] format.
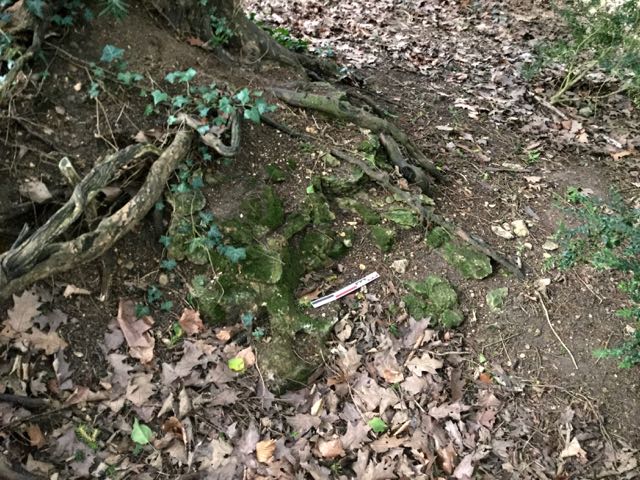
[0, 131, 194, 300]
[272, 86, 442, 181]
[330, 149, 525, 279]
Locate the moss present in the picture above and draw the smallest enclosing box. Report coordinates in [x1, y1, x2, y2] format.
[383, 208, 420, 228]
[265, 163, 287, 183]
[404, 276, 464, 329]
[426, 227, 492, 280]
[242, 244, 284, 284]
[304, 187, 335, 225]
[321, 167, 365, 196]
[165, 189, 207, 263]
[336, 197, 381, 225]
[358, 134, 380, 154]
[486, 287, 508, 312]
[282, 211, 311, 240]
[243, 187, 285, 234]
[300, 230, 334, 270]
[370, 225, 396, 252]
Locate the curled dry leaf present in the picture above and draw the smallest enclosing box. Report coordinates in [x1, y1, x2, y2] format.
[19, 179, 52, 203]
[178, 308, 204, 335]
[236, 346, 256, 368]
[256, 439, 276, 463]
[26, 424, 46, 448]
[62, 284, 91, 298]
[317, 438, 345, 459]
[117, 299, 155, 363]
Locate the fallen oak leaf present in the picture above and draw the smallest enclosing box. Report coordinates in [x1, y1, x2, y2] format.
[23, 329, 68, 355]
[256, 439, 276, 463]
[178, 308, 204, 335]
[317, 438, 345, 459]
[236, 346, 256, 368]
[6, 289, 41, 333]
[117, 299, 155, 363]
[26, 424, 46, 448]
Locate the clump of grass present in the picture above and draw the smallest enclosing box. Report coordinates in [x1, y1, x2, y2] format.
[550, 188, 640, 367]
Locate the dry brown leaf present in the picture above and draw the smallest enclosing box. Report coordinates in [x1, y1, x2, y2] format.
[24, 329, 68, 355]
[236, 346, 256, 368]
[437, 443, 457, 475]
[317, 438, 345, 459]
[406, 352, 443, 376]
[178, 308, 204, 335]
[6, 289, 41, 333]
[560, 437, 587, 462]
[610, 149, 632, 160]
[256, 439, 276, 463]
[117, 299, 155, 363]
[26, 424, 46, 448]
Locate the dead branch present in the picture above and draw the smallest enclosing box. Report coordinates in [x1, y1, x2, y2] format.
[330, 148, 525, 279]
[272, 86, 442, 180]
[0, 131, 194, 300]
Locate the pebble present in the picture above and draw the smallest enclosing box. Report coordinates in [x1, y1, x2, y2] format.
[158, 273, 169, 286]
[391, 259, 409, 274]
[511, 219, 529, 238]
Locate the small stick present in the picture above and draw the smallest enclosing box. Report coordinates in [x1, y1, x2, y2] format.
[536, 292, 578, 369]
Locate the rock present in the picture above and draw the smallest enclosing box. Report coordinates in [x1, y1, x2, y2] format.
[265, 163, 287, 183]
[370, 225, 396, 252]
[391, 259, 409, 274]
[542, 240, 559, 251]
[427, 227, 492, 279]
[511, 220, 529, 238]
[403, 276, 464, 329]
[491, 225, 514, 239]
[158, 274, 169, 286]
[486, 287, 508, 312]
[336, 197, 381, 225]
[383, 208, 420, 228]
[322, 153, 340, 167]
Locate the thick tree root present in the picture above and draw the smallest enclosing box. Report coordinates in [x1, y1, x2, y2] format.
[379, 132, 432, 194]
[330, 149, 525, 279]
[272, 86, 442, 181]
[0, 131, 194, 300]
[178, 110, 241, 157]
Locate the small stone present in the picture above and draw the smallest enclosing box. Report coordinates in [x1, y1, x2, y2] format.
[579, 106, 594, 117]
[391, 259, 409, 274]
[511, 219, 529, 238]
[358, 264, 367, 271]
[542, 240, 559, 251]
[491, 225, 514, 239]
[158, 273, 169, 286]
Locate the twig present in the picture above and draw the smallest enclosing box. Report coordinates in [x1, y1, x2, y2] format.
[532, 94, 568, 120]
[536, 292, 578, 369]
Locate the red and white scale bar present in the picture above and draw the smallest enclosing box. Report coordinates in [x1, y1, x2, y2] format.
[311, 272, 380, 308]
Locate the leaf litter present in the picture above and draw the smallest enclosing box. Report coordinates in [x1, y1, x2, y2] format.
[2, 284, 633, 478]
[1, 0, 639, 478]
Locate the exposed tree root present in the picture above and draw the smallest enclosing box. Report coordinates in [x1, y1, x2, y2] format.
[379, 132, 432, 194]
[329, 149, 525, 279]
[0, 131, 194, 300]
[260, 114, 524, 279]
[272, 86, 443, 181]
[178, 110, 241, 157]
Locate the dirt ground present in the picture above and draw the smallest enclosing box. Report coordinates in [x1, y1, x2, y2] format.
[1, 0, 639, 478]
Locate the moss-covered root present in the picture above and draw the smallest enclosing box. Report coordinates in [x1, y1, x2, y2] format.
[271, 86, 442, 180]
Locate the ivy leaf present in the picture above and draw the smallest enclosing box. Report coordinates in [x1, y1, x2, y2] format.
[218, 96, 234, 115]
[88, 82, 100, 99]
[197, 124, 210, 135]
[161, 259, 177, 271]
[235, 87, 251, 105]
[241, 312, 254, 328]
[228, 357, 245, 372]
[244, 107, 261, 124]
[159, 235, 172, 247]
[151, 90, 169, 106]
[131, 418, 153, 445]
[160, 300, 174, 312]
[218, 245, 246, 263]
[368, 417, 388, 434]
[172, 95, 190, 108]
[26, 0, 45, 18]
[165, 68, 197, 84]
[100, 44, 125, 63]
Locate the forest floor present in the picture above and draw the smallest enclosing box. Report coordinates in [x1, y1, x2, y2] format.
[0, 0, 639, 479]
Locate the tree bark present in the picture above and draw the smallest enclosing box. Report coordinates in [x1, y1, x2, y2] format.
[153, 0, 303, 71]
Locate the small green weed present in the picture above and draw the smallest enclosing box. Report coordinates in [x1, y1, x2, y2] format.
[526, 0, 640, 104]
[209, 10, 233, 46]
[550, 188, 640, 367]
